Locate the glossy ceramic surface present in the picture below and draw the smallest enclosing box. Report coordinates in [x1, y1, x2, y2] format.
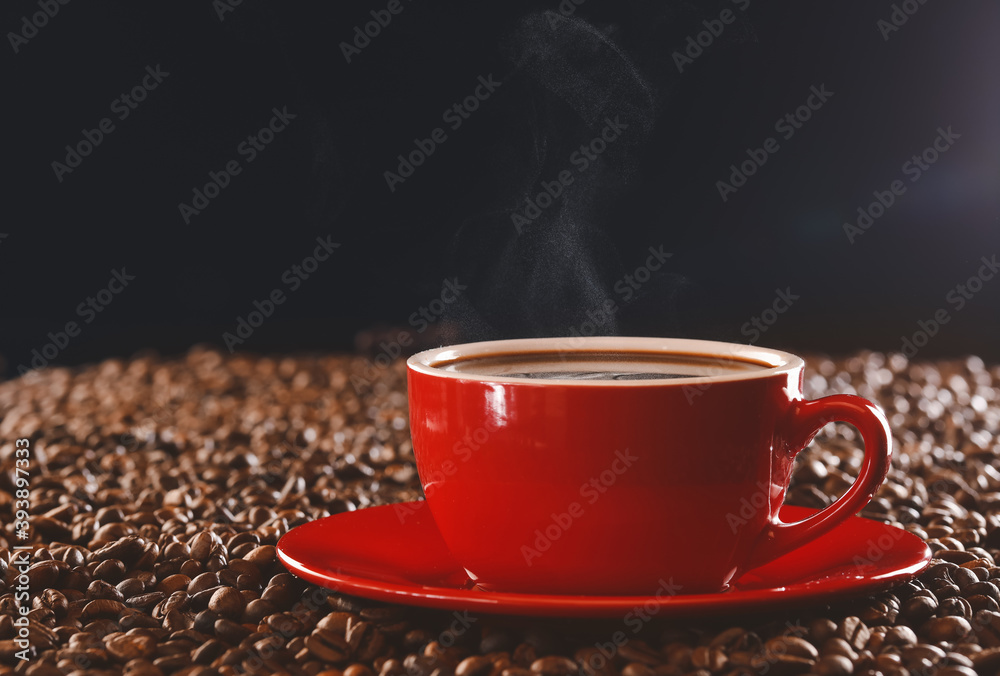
[406, 338, 892, 594]
[276, 503, 931, 618]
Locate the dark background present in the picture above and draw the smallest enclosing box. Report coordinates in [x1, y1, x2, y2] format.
[4, 1, 999, 378]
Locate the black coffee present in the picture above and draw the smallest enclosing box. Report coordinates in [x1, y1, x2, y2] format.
[437, 351, 768, 381]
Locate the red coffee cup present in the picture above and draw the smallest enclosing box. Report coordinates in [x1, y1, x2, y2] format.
[406, 337, 891, 595]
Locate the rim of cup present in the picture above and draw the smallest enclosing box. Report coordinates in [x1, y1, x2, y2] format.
[407, 336, 804, 387]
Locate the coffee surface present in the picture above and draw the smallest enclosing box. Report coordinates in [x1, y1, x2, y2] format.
[438, 351, 768, 380]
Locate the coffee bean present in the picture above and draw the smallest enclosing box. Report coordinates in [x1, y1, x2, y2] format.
[87, 580, 126, 603]
[307, 628, 351, 663]
[187, 572, 221, 595]
[689, 646, 727, 672]
[81, 599, 126, 621]
[208, 587, 245, 620]
[901, 590, 938, 623]
[39, 589, 69, 618]
[26, 560, 65, 589]
[243, 545, 277, 568]
[967, 579, 1000, 602]
[117, 578, 145, 599]
[938, 596, 973, 619]
[820, 638, 857, 661]
[882, 626, 917, 646]
[921, 616, 972, 643]
[531, 656, 579, 675]
[94, 536, 146, 567]
[163, 608, 193, 632]
[242, 598, 276, 624]
[835, 617, 871, 651]
[973, 647, 1000, 672]
[938, 550, 978, 564]
[126, 592, 166, 612]
[94, 559, 127, 583]
[106, 633, 156, 662]
[814, 654, 854, 676]
[347, 620, 387, 661]
[193, 609, 219, 635]
[455, 656, 493, 676]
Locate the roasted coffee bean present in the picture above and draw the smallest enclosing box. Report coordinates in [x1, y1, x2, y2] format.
[835, 617, 870, 651]
[126, 592, 166, 611]
[345, 664, 376, 676]
[106, 633, 156, 662]
[208, 587, 245, 620]
[157, 574, 192, 594]
[87, 580, 125, 603]
[193, 609, 219, 635]
[618, 642, 662, 666]
[214, 618, 251, 644]
[938, 596, 973, 619]
[689, 646, 727, 672]
[973, 647, 1000, 672]
[117, 578, 145, 599]
[921, 616, 972, 643]
[39, 589, 69, 618]
[764, 635, 819, 661]
[901, 590, 938, 623]
[346, 620, 387, 661]
[455, 656, 494, 676]
[26, 560, 64, 589]
[243, 545, 277, 568]
[531, 657, 579, 676]
[814, 654, 854, 676]
[94, 559, 127, 583]
[307, 628, 351, 663]
[81, 599, 126, 621]
[242, 598, 276, 624]
[93, 537, 146, 567]
[820, 638, 857, 661]
[188, 572, 221, 595]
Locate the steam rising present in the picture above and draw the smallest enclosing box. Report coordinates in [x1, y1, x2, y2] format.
[446, 12, 659, 342]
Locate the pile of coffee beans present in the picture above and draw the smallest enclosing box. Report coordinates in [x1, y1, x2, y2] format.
[1, 348, 999, 676]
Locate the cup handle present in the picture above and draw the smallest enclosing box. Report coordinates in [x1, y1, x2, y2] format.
[745, 394, 893, 570]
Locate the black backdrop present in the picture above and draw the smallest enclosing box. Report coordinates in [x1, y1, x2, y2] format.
[5, 1, 1000, 378]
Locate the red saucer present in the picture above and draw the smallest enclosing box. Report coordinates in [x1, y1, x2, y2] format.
[276, 502, 930, 617]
